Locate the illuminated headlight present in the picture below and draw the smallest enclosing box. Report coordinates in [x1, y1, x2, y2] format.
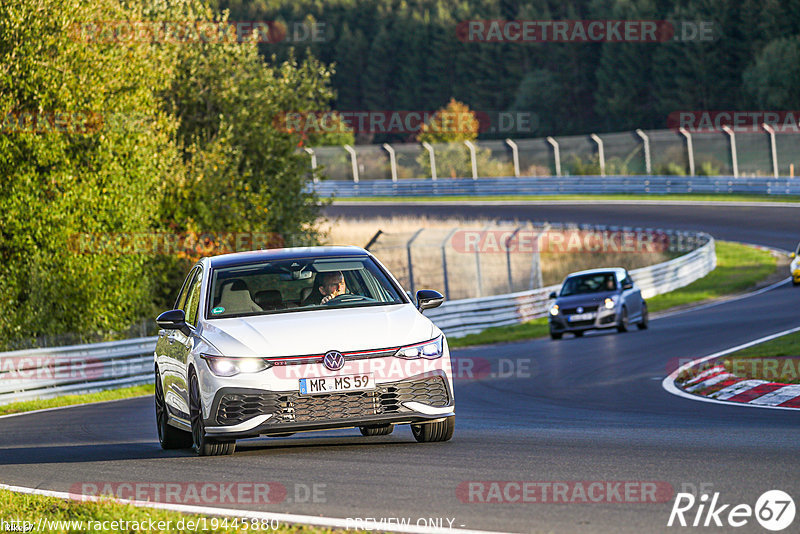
[202, 355, 269, 377]
[395, 336, 444, 360]
[549, 304, 559, 316]
[604, 297, 617, 309]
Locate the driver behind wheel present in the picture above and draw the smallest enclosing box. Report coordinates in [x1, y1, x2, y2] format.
[303, 271, 346, 305]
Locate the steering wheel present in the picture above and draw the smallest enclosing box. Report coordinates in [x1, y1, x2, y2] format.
[324, 294, 372, 305]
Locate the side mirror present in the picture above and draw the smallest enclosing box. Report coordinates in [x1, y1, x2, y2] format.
[622, 282, 633, 290]
[548, 292, 557, 299]
[156, 309, 190, 335]
[416, 289, 444, 311]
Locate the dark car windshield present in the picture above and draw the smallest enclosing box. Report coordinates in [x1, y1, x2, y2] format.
[560, 273, 617, 296]
[206, 256, 404, 319]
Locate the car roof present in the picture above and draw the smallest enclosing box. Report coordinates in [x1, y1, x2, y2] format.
[565, 267, 627, 278]
[206, 246, 370, 269]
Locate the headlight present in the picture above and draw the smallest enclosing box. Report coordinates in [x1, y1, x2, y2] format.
[394, 336, 443, 360]
[604, 297, 617, 309]
[550, 304, 559, 316]
[201, 354, 270, 377]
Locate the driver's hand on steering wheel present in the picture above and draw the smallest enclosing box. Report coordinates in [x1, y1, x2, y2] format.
[321, 288, 344, 304]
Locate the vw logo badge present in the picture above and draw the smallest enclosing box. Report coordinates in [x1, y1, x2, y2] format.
[323, 351, 345, 371]
[577, 306, 584, 313]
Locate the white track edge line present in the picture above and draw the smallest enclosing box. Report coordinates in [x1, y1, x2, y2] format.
[0, 483, 513, 534]
[661, 325, 800, 411]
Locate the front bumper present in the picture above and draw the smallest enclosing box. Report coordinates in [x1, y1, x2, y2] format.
[202, 371, 454, 439]
[549, 307, 617, 332]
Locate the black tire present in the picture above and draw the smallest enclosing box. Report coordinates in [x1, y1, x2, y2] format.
[360, 424, 394, 436]
[155, 368, 192, 450]
[411, 416, 454, 443]
[573, 330, 584, 337]
[550, 331, 563, 340]
[189, 372, 235, 456]
[637, 303, 649, 330]
[616, 306, 629, 333]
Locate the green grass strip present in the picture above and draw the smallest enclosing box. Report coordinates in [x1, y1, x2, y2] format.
[0, 488, 350, 533]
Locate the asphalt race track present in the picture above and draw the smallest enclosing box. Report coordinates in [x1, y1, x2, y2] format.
[2, 201, 799, 533]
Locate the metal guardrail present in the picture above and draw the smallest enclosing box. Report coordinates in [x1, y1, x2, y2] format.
[0, 230, 714, 403]
[427, 231, 715, 338]
[313, 176, 800, 197]
[0, 337, 156, 405]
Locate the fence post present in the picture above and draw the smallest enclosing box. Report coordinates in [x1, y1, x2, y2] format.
[382, 143, 398, 182]
[440, 228, 459, 300]
[304, 147, 318, 182]
[474, 224, 491, 298]
[406, 228, 425, 295]
[635, 129, 651, 175]
[590, 133, 605, 176]
[679, 127, 695, 176]
[421, 142, 437, 180]
[506, 139, 520, 177]
[529, 224, 547, 289]
[343, 145, 359, 183]
[546, 136, 561, 177]
[464, 140, 478, 180]
[762, 123, 778, 178]
[505, 226, 523, 293]
[721, 125, 739, 178]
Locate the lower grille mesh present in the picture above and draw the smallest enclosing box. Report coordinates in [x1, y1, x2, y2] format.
[216, 375, 449, 426]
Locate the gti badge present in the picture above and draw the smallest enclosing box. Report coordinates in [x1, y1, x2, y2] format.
[323, 350, 345, 371]
[576, 306, 584, 314]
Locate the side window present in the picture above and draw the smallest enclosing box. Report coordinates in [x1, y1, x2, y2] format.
[175, 268, 199, 311]
[185, 269, 203, 327]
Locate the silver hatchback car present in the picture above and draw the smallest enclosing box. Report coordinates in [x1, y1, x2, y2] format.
[547, 268, 648, 339]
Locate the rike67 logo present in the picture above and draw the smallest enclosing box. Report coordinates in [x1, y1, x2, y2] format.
[668, 490, 795, 531]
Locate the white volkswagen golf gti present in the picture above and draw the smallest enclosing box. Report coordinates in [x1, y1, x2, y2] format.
[154, 246, 455, 455]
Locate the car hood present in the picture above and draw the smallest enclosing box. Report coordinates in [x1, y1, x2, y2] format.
[199, 304, 437, 357]
[555, 291, 618, 307]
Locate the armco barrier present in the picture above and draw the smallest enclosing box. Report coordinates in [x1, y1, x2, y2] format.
[0, 231, 714, 404]
[312, 176, 800, 197]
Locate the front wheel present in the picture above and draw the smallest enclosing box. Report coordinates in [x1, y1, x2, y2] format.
[360, 424, 393, 436]
[155, 368, 192, 450]
[616, 307, 629, 333]
[411, 416, 454, 443]
[190, 372, 235, 456]
[637, 303, 649, 330]
[550, 331, 563, 340]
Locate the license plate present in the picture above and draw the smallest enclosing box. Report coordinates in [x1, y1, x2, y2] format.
[299, 374, 375, 395]
[568, 313, 595, 322]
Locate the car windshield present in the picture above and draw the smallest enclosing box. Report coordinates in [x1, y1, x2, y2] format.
[560, 273, 617, 296]
[206, 256, 404, 318]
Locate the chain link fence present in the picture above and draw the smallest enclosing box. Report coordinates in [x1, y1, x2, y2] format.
[304, 128, 800, 181]
[366, 222, 697, 301]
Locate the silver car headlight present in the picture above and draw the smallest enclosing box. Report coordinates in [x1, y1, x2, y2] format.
[604, 296, 618, 309]
[394, 336, 443, 360]
[201, 354, 270, 377]
[549, 304, 559, 316]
